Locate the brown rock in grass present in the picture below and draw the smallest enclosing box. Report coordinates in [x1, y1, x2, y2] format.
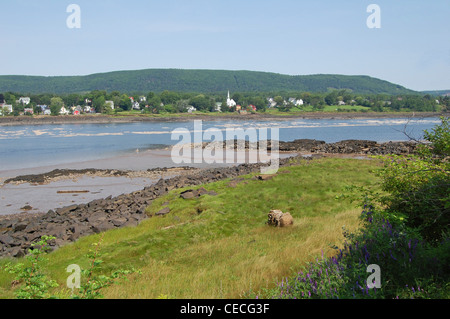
[267, 209, 294, 227]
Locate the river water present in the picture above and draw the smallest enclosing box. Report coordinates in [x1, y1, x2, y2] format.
[0, 116, 441, 215]
[0, 117, 440, 172]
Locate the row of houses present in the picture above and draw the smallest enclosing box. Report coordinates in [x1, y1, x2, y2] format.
[227, 91, 304, 109]
[1, 93, 306, 116]
[0, 96, 31, 115]
[266, 97, 304, 108]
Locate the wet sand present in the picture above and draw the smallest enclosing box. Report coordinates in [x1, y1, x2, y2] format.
[0, 149, 184, 215]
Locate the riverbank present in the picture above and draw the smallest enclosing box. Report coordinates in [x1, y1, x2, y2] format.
[0, 111, 446, 126]
[0, 138, 416, 216]
[0, 157, 382, 300]
[0, 155, 301, 258]
[0, 135, 420, 258]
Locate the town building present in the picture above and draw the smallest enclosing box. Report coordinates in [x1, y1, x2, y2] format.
[226, 91, 236, 108]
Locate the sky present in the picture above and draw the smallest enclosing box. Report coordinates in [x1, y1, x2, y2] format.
[0, 0, 449, 91]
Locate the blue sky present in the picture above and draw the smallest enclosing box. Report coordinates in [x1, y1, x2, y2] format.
[1, 0, 449, 91]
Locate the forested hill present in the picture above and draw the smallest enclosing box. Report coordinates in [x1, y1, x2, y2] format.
[0, 69, 416, 95]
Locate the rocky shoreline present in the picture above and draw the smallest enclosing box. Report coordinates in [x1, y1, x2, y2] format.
[0, 138, 421, 258]
[190, 138, 420, 156]
[0, 157, 302, 258]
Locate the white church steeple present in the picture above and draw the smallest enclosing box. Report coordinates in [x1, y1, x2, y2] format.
[226, 90, 236, 108]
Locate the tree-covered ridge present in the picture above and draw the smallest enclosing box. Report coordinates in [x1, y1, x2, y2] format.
[0, 69, 416, 95]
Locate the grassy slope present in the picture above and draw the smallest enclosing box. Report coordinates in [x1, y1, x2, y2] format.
[0, 158, 381, 299]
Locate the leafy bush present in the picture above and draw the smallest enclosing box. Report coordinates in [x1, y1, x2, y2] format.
[3, 234, 140, 299]
[262, 117, 450, 299]
[4, 236, 58, 299]
[375, 117, 449, 241]
[70, 234, 140, 299]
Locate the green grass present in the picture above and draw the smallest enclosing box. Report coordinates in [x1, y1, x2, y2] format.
[0, 157, 381, 299]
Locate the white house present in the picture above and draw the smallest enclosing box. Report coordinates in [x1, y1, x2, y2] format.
[288, 98, 304, 106]
[267, 98, 277, 108]
[19, 97, 31, 105]
[59, 106, 70, 115]
[186, 106, 197, 113]
[132, 101, 140, 110]
[226, 91, 236, 108]
[1, 104, 13, 114]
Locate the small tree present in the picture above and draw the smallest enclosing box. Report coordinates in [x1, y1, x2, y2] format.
[4, 236, 58, 299]
[376, 117, 449, 241]
[50, 97, 64, 116]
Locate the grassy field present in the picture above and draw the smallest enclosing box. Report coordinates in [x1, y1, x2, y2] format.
[109, 105, 412, 118]
[0, 157, 381, 299]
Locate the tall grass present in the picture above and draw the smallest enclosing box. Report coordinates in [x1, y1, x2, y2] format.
[0, 158, 380, 299]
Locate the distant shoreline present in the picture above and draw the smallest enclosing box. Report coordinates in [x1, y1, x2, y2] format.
[0, 111, 446, 126]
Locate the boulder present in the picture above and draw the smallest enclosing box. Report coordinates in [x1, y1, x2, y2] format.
[92, 221, 114, 233]
[155, 207, 170, 216]
[12, 222, 27, 232]
[180, 190, 196, 199]
[0, 234, 18, 246]
[267, 210, 294, 227]
[111, 217, 128, 227]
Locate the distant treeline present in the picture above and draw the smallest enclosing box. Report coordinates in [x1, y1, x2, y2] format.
[0, 69, 417, 95]
[1, 89, 448, 116]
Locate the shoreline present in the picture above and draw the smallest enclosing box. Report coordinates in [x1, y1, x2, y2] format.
[0, 111, 446, 126]
[0, 138, 416, 218]
[0, 155, 307, 257]
[0, 136, 425, 258]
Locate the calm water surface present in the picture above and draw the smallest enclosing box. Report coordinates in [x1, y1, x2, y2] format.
[0, 117, 440, 171]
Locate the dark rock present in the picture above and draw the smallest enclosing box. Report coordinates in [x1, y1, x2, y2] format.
[92, 221, 114, 234]
[12, 222, 27, 232]
[111, 217, 128, 227]
[155, 207, 170, 216]
[9, 247, 25, 258]
[24, 220, 41, 233]
[257, 174, 276, 181]
[69, 224, 92, 240]
[0, 234, 18, 246]
[180, 190, 195, 199]
[56, 204, 79, 215]
[46, 210, 58, 219]
[122, 218, 139, 228]
[46, 224, 68, 238]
